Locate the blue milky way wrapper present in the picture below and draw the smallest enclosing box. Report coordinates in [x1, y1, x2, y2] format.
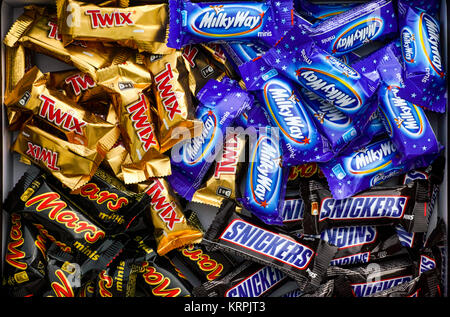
[167, 77, 253, 200]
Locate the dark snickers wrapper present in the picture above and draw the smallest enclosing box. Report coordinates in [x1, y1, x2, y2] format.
[201, 200, 338, 292]
[192, 261, 289, 297]
[300, 179, 431, 235]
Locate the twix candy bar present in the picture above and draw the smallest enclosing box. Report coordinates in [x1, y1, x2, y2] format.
[12, 120, 106, 190]
[56, 0, 174, 55]
[191, 132, 246, 208]
[4, 66, 120, 153]
[140, 178, 203, 256]
[96, 57, 171, 184]
[3, 5, 128, 81]
[144, 51, 202, 154]
[45, 69, 108, 103]
[4, 45, 34, 99]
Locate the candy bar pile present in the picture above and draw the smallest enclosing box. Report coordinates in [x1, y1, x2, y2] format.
[2, 0, 447, 298]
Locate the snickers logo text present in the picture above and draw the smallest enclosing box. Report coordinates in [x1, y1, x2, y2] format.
[220, 219, 314, 270]
[319, 196, 408, 221]
[352, 275, 412, 297]
[225, 266, 286, 297]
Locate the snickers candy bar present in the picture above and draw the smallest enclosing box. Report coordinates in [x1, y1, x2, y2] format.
[202, 200, 337, 292]
[300, 178, 431, 235]
[193, 261, 289, 297]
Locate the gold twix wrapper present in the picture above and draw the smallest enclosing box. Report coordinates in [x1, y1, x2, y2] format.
[192, 132, 246, 208]
[5, 45, 33, 99]
[3, 5, 128, 81]
[145, 51, 202, 153]
[46, 69, 108, 103]
[96, 58, 171, 184]
[4, 66, 120, 153]
[13, 121, 105, 190]
[56, 0, 173, 54]
[141, 178, 203, 256]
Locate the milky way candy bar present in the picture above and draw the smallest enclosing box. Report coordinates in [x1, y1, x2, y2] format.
[259, 15, 380, 121]
[166, 0, 294, 49]
[369, 41, 443, 167]
[318, 135, 437, 200]
[396, 0, 446, 113]
[238, 126, 290, 226]
[167, 78, 253, 201]
[306, 0, 398, 56]
[239, 55, 335, 166]
[295, 0, 359, 23]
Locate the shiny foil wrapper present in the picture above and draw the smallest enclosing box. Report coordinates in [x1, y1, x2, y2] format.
[144, 51, 202, 154]
[96, 58, 171, 183]
[12, 122, 106, 190]
[140, 178, 203, 256]
[4, 66, 121, 153]
[56, 0, 174, 54]
[192, 132, 246, 208]
[3, 5, 128, 81]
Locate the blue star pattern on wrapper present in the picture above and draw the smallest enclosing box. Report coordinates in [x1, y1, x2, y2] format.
[166, 0, 295, 49]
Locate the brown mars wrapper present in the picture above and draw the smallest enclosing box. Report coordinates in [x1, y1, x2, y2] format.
[139, 178, 203, 256]
[56, 0, 173, 55]
[96, 58, 171, 184]
[3, 5, 128, 81]
[144, 51, 202, 153]
[4, 66, 120, 154]
[12, 121, 106, 191]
